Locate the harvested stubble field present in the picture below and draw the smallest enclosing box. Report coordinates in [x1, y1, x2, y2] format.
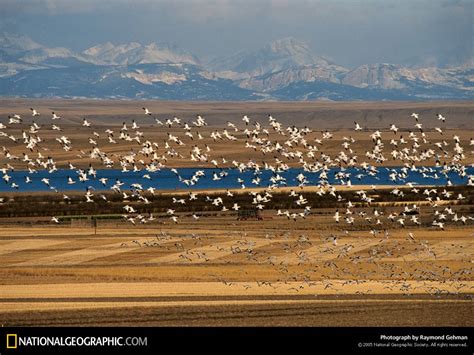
[0, 208, 472, 326]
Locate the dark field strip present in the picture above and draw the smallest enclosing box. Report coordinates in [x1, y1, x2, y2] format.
[0, 186, 473, 219]
[2, 300, 473, 327]
[1, 294, 473, 302]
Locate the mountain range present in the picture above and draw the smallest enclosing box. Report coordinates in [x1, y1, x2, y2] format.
[0, 33, 472, 101]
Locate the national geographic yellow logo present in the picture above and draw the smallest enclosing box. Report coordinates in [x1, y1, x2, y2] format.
[6, 334, 17, 349]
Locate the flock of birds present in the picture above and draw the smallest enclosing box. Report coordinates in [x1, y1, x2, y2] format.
[0, 106, 473, 237]
[1, 106, 473, 297]
[117, 229, 472, 296]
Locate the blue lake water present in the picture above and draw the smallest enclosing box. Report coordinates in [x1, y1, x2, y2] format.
[0, 166, 472, 192]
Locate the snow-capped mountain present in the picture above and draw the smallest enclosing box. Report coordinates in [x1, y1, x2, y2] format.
[236, 65, 346, 92]
[209, 37, 349, 92]
[210, 37, 330, 75]
[342, 63, 473, 91]
[83, 42, 200, 66]
[0, 33, 472, 100]
[0, 32, 100, 76]
[209, 38, 472, 96]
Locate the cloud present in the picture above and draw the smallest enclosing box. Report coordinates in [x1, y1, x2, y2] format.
[0, 0, 92, 16]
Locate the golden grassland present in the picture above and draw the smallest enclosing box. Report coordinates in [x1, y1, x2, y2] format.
[0, 99, 473, 168]
[1, 99, 473, 124]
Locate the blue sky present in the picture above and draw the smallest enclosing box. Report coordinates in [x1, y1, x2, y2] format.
[1, 0, 472, 67]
